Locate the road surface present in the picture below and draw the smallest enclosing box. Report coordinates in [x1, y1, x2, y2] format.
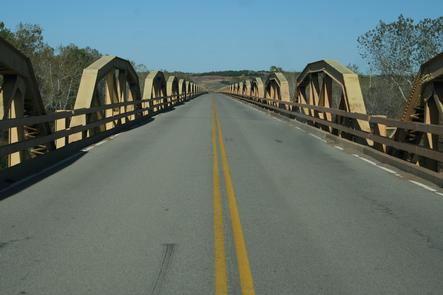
[1, 93, 443, 294]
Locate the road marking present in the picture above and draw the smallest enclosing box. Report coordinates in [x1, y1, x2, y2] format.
[215, 103, 256, 295]
[211, 100, 228, 295]
[353, 153, 401, 176]
[357, 156, 377, 166]
[377, 165, 398, 175]
[95, 140, 107, 146]
[334, 145, 344, 151]
[409, 180, 437, 192]
[81, 145, 95, 152]
[81, 133, 120, 152]
[309, 133, 327, 143]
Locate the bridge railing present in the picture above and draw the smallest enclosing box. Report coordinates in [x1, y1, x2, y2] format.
[0, 92, 199, 170]
[226, 93, 443, 170]
[222, 54, 443, 174]
[0, 36, 204, 173]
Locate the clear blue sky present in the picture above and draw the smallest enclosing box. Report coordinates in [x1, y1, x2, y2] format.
[1, 0, 442, 72]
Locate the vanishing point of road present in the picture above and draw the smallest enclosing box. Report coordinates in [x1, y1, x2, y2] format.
[1, 94, 443, 294]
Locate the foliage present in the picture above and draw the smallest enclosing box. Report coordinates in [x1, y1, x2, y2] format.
[0, 22, 102, 111]
[192, 70, 267, 77]
[358, 15, 443, 102]
[346, 63, 361, 74]
[269, 65, 283, 72]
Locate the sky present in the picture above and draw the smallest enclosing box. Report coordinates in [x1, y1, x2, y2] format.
[1, 0, 442, 73]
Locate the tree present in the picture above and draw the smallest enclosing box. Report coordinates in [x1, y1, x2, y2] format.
[346, 63, 361, 74]
[269, 65, 283, 72]
[44, 44, 102, 110]
[0, 22, 102, 111]
[357, 15, 443, 102]
[0, 21, 14, 42]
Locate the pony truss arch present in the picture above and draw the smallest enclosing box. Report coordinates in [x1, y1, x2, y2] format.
[166, 76, 179, 106]
[245, 80, 252, 96]
[296, 60, 371, 142]
[254, 77, 264, 99]
[265, 72, 290, 102]
[232, 83, 237, 95]
[239, 81, 245, 96]
[185, 81, 191, 96]
[143, 71, 167, 112]
[0, 36, 53, 166]
[264, 72, 290, 108]
[393, 52, 443, 170]
[178, 79, 186, 101]
[69, 56, 141, 142]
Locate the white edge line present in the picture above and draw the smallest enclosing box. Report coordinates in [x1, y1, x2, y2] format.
[377, 165, 398, 174]
[94, 140, 107, 147]
[409, 180, 437, 192]
[353, 154, 400, 176]
[81, 145, 95, 152]
[357, 156, 377, 166]
[334, 145, 344, 151]
[309, 133, 327, 143]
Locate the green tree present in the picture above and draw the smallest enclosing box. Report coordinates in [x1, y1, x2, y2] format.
[346, 63, 361, 74]
[269, 66, 283, 72]
[357, 15, 443, 102]
[0, 22, 102, 111]
[0, 21, 14, 42]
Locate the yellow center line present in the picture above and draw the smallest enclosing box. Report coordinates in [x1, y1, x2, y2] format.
[212, 99, 228, 295]
[214, 100, 256, 295]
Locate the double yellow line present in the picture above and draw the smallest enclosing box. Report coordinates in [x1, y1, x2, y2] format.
[212, 99, 256, 295]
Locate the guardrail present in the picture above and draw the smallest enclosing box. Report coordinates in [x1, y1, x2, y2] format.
[225, 93, 443, 170]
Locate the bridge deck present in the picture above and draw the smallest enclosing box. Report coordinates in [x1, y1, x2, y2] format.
[1, 94, 443, 294]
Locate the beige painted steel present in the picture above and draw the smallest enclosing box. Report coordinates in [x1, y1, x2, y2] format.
[69, 56, 141, 142]
[143, 71, 167, 112]
[0, 37, 203, 171]
[185, 80, 191, 96]
[0, 36, 52, 166]
[265, 72, 290, 103]
[55, 111, 67, 149]
[245, 80, 252, 96]
[255, 77, 264, 98]
[395, 52, 443, 170]
[296, 60, 371, 138]
[166, 76, 179, 105]
[178, 78, 186, 99]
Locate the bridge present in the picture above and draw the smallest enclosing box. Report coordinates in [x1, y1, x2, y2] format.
[1, 36, 443, 294]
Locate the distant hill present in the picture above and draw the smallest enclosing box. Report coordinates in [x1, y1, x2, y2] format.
[186, 71, 300, 92]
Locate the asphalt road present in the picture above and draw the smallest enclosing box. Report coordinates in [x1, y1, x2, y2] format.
[1, 93, 443, 295]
